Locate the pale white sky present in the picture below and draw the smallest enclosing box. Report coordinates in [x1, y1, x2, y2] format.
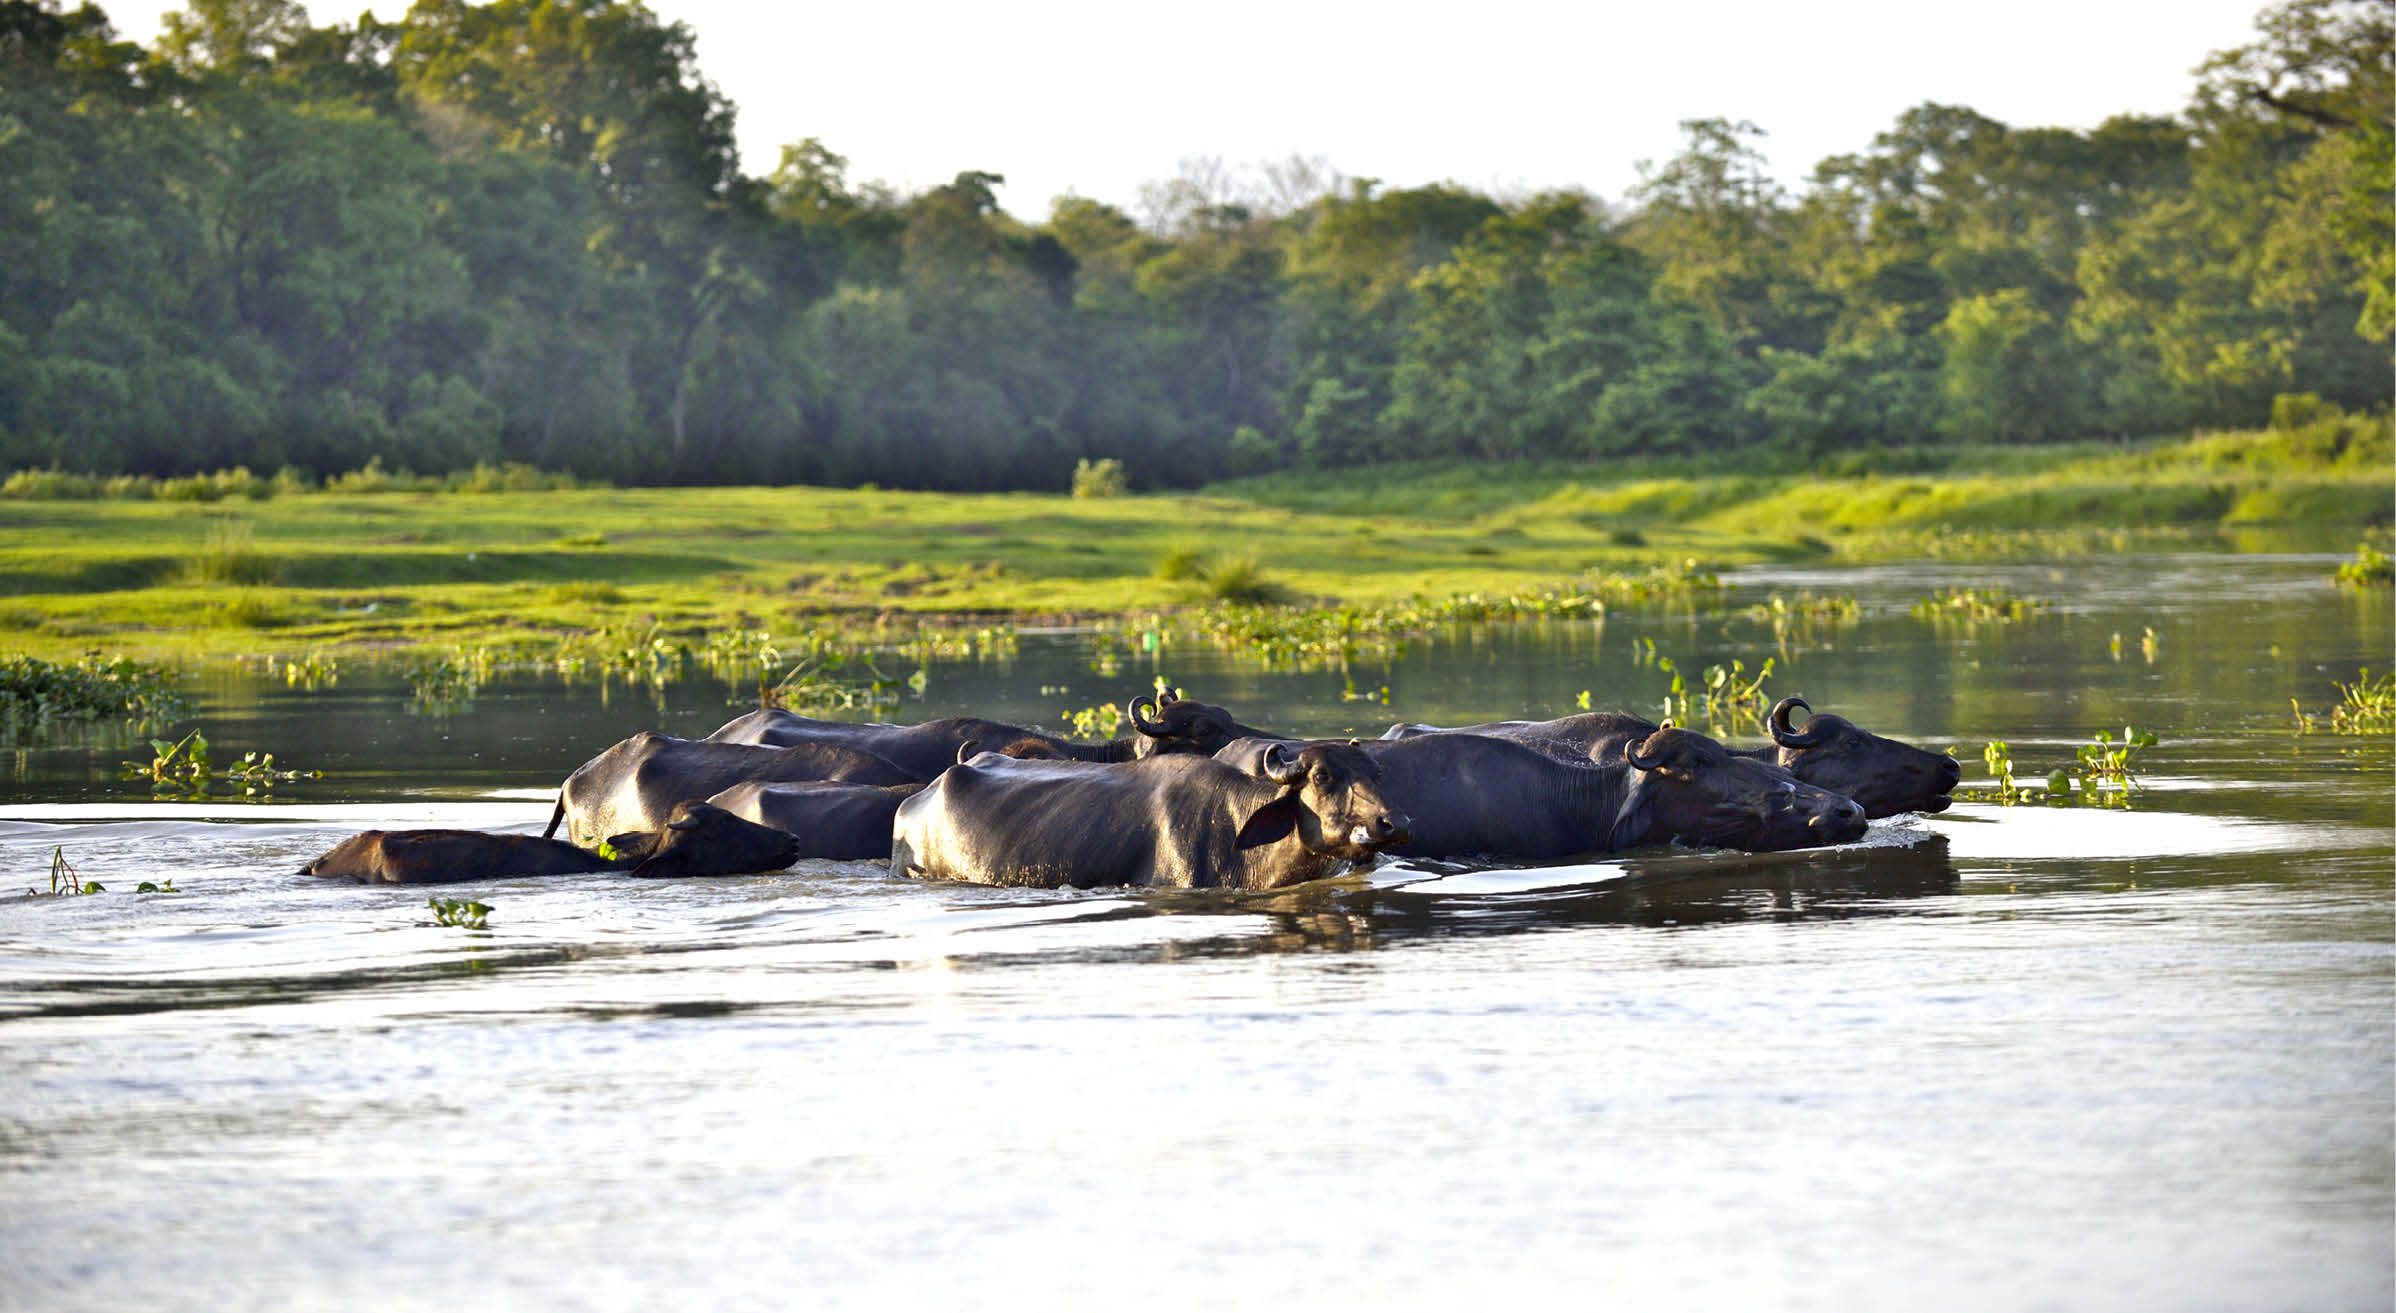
[116, 0, 2275, 222]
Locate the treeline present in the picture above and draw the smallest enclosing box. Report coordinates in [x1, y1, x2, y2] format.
[2, 0, 2388, 491]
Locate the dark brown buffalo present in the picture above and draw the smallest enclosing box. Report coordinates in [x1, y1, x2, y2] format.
[1224, 724, 1866, 860]
[890, 741, 1411, 891]
[1380, 696, 1957, 818]
[701, 689, 1274, 781]
[304, 801, 803, 884]
[544, 733, 914, 846]
[703, 779, 926, 862]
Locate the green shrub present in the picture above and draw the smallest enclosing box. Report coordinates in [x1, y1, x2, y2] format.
[1225, 425, 1282, 477]
[155, 468, 271, 502]
[1071, 457, 1127, 499]
[1153, 543, 1205, 582]
[1, 468, 103, 499]
[447, 461, 584, 493]
[1199, 554, 1288, 604]
[327, 457, 440, 494]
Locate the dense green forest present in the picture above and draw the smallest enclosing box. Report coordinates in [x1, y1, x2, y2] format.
[2, 0, 2388, 490]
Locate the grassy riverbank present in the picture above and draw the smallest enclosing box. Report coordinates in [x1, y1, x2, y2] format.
[2, 423, 2385, 664]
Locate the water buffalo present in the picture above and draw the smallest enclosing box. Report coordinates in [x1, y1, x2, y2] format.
[702, 689, 1276, 780]
[544, 733, 915, 846]
[703, 779, 927, 862]
[1750, 697, 1961, 818]
[890, 740, 1411, 891]
[1227, 724, 1867, 860]
[305, 801, 802, 884]
[1381, 697, 1958, 818]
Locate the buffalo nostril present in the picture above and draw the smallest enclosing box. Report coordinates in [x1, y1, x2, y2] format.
[1939, 757, 1963, 786]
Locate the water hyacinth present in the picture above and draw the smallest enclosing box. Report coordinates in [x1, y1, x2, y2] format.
[0, 653, 191, 741]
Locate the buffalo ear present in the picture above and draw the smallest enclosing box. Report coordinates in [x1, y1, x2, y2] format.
[603, 830, 658, 863]
[1234, 795, 1302, 850]
[1605, 788, 1653, 851]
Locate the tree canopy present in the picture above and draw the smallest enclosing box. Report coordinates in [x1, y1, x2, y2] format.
[1, 0, 2386, 488]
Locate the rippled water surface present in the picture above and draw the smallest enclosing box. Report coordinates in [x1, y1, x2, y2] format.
[3, 556, 2389, 1311]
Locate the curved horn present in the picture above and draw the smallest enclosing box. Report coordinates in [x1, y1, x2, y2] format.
[1626, 733, 1667, 773]
[1161, 686, 1184, 705]
[956, 738, 983, 764]
[1768, 696, 1827, 749]
[1128, 694, 1166, 737]
[1261, 742, 1306, 786]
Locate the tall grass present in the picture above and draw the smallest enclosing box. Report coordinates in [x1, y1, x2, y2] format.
[185, 520, 280, 586]
[1153, 543, 1205, 582]
[1198, 554, 1287, 604]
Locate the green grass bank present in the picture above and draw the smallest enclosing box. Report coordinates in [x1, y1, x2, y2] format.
[1, 423, 2386, 664]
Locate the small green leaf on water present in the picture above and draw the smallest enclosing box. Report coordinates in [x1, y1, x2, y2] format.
[2045, 770, 2072, 796]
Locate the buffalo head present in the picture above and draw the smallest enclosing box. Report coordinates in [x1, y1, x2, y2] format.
[1127, 688, 1251, 758]
[1234, 740, 1412, 864]
[623, 801, 803, 878]
[1767, 697, 1961, 818]
[1619, 725, 1867, 852]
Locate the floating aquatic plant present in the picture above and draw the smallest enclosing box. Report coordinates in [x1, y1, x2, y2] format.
[2333, 542, 2391, 586]
[428, 898, 490, 930]
[120, 729, 321, 799]
[0, 652, 190, 742]
[761, 654, 919, 714]
[403, 644, 496, 715]
[1971, 728, 2160, 806]
[1909, 587, 2048, 624]
[1060, 701, 1123, 739]
[1655, 654, 1775, 738]
[281, 652, 338, 690]
[2292, 668, 2394, 735]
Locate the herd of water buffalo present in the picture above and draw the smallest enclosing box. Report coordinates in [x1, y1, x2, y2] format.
[302, 690, 1964, 890]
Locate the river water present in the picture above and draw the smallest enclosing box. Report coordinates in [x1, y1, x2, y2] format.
[2, 556, 2389, 1311]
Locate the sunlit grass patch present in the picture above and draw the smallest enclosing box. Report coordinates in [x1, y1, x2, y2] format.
[545, 580, 627, 606]
[210, 589, 316, 629]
